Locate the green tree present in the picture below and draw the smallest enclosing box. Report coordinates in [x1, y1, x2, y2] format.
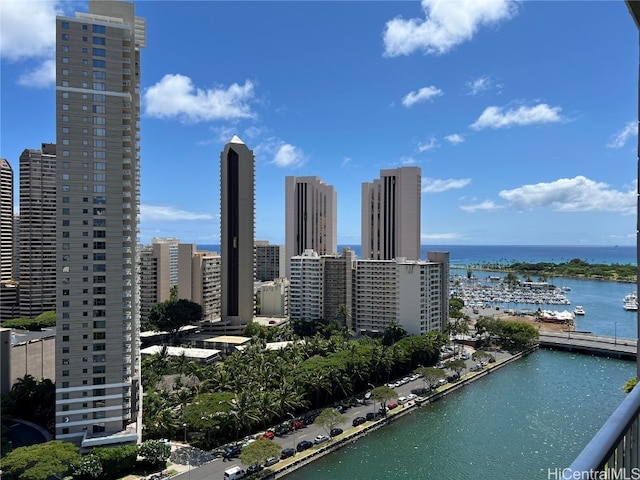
[6, 374, 55, 431]
[0, 440, 79, 480]
[147, 298, 203, 342]
[72, 453, 102, 478]
[138, 439, 171, 466]
[624, 377, 638, 393]
[382, 321, 406, 346]
[415, 366, 445, 391]
[446, 358, 466, 378]
[371, 385, 396, 410]
[239, 438, 282, 467]
[471, 350, 495, 365]
[314, 408, 345, 436]
[92, 445, 138, 479]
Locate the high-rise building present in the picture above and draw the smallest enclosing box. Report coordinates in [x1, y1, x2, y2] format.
[18, 145, 57, 318]
[323, 247, 356, 327]
[289, 249, 323, 321]
[361, 166, 421, 261]
[285, 176, 337, 278]
[255, 240, 285, 282]
[220, 135, 254, 328]
[259, 277, 289, 317]
[178, 246, 221, 323]
[0, 158, 13, 283]
[54, 1, 145, 446]
[354, 253, 448, 336]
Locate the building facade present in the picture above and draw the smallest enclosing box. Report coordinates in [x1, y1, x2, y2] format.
[354, 254, 448, 336]
[289, 249, 323, 321]
[285, 176, 337, 278]
[18, 144, 58, 318]
[54, 1, 145, 446]
[255, 240, 285, 281]
[361, 166, 421, 261]
[259, 277, 289, 317]
[0, 158, 13, 284]
[220, 135, 254, 327]
[322, 247, 356, 328]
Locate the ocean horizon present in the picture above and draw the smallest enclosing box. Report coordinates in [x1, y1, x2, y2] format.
[197, 244, 637, 266]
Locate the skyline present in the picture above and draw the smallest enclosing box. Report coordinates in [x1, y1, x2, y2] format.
[1, 0, 638, 247]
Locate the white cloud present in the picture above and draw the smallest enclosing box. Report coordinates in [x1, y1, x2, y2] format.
[341, 157, 352, 168]
[383, 0, 519, 57]
[607, 121, 637, 149]
[460, 200, 503, 212]
[465, 75, 497, 95]
[470, 103, 563, 130]
[257, 138, 306, 168]
[417, 137, 439, 152]
[141, 204, 214, 221]
[422, 177, 471, 193]
[400, 157, 418, 166]
[444, 133, 464, 145]
[499, 176, 636, 214]
[0, 0, 62, 61]
[17, 59, 56, 88]
[402, 86, 443, 107]
[144, 74, 256, 123]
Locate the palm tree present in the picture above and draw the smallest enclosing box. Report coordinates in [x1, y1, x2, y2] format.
[228, 391, 260, 440]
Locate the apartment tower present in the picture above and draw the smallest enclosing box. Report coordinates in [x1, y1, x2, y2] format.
[0, 159, 13, 283]
[361, 166, 421, 261]
[285, 176, 337, 278]
[220, 135, 254, 327]
[54, 0, 145, 446]
[18, 145, 58, 318]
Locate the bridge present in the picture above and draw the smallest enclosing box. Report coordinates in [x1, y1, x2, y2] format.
[537, 331, 637, 361]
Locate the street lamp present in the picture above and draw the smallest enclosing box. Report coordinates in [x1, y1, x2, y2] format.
[288, 413, 296, 455]
[183, 423, 187, 444]
[183, 423, 191, 480]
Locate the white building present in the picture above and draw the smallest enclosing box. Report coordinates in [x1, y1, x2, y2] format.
[354, 253, 449, 336]
[259, 278, 289, 317]
[289, 249, 322, 321]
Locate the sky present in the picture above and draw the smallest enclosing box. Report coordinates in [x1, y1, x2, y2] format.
[1, 0, 639, 247]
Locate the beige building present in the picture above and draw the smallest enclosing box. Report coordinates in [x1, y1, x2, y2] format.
[354, 253, 449, 336]
[322, 247, 356, 327]
[54, 1, 145, 447]
[259, 277, 289, 317]
[255, 240, 285, 281]
[0, 159, 13, 284]
[220, 135, 254, 327]
[285, 176, 337, 278]
[361, 167, 421, 261]
[180, 248, 221, 322]
[18, 144, 58, 318]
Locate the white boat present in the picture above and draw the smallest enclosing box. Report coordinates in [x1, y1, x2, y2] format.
[623, 293, 638, 311]
[573, 306, 585, 315]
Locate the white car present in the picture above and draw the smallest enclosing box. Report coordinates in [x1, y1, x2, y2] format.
[314, 434, 329, 445]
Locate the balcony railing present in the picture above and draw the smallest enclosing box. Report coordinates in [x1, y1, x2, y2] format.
[567, 379, 640, 477]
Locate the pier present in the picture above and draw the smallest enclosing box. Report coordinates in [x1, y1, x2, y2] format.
[537, 331, 637, 360]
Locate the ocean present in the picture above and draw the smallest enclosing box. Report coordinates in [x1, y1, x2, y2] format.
[198, 244, 637, 266]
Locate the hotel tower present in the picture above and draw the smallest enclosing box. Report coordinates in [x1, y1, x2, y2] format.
[220, 135, 255, 328]
[361, 166, 421, 261]
[54, 0, 145, 446]
[284, 176, 337, 278]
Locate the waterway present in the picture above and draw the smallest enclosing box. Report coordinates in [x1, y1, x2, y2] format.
[285, 350, 635, 480]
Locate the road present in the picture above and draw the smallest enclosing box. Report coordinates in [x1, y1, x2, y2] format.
[171, 346, 510, 480]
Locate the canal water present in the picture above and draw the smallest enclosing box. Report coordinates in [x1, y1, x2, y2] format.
[285, 350, 635, 480]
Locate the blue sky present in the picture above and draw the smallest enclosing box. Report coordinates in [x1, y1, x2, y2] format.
[1, 0, 638, 247]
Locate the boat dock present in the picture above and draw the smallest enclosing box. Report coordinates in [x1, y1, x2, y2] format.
[538, 331, 637, 360]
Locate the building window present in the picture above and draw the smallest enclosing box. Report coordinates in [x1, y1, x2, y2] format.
[61, 21, 69, 29]
[93, 59, 105, 68]
[92, 47, 105, 56]
[62, 57, 69, 64]
[92, 36, 105, 45]
[61, 69, 68, 76]
[62, 33, 69, 41]
[62, 370, 69, 377]
[62, 336, 69, 342]
[93, 24, 106, 33]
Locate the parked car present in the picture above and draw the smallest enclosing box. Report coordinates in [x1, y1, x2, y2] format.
[365, 412, 376, 421]
[397, 396, 408, 405]
[437, 378, 448, 386]
[296, 440, 313, 452]
[263, 457, 279, 467]
[261, 430, 275, 440]
[223, 444, 242, 459]
[447, 372, 460, 382]
[280, 447, 295, 459]
[352, 416, 366, 427]
[411, 387, 429, 395]
[314, 434, 329, 445]
[330, 427, 343, 437]
[246, 464, 264, 475]
[292, 420, 304, 430]
[274, 425, 289, 436]
[387, 402, 398, 410]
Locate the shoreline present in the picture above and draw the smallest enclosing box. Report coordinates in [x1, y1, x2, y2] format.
[271, 346, 538, 479]
[452, 266, 636, 284]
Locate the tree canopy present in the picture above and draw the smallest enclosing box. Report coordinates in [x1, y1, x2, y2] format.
[147, 298, 203, 339]
[0, 440, 79, 480]
[239, 438, 282, 467]
[314, 407, 345, 435]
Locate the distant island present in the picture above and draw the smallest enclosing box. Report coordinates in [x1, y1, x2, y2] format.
[462, 258, 637, 283]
